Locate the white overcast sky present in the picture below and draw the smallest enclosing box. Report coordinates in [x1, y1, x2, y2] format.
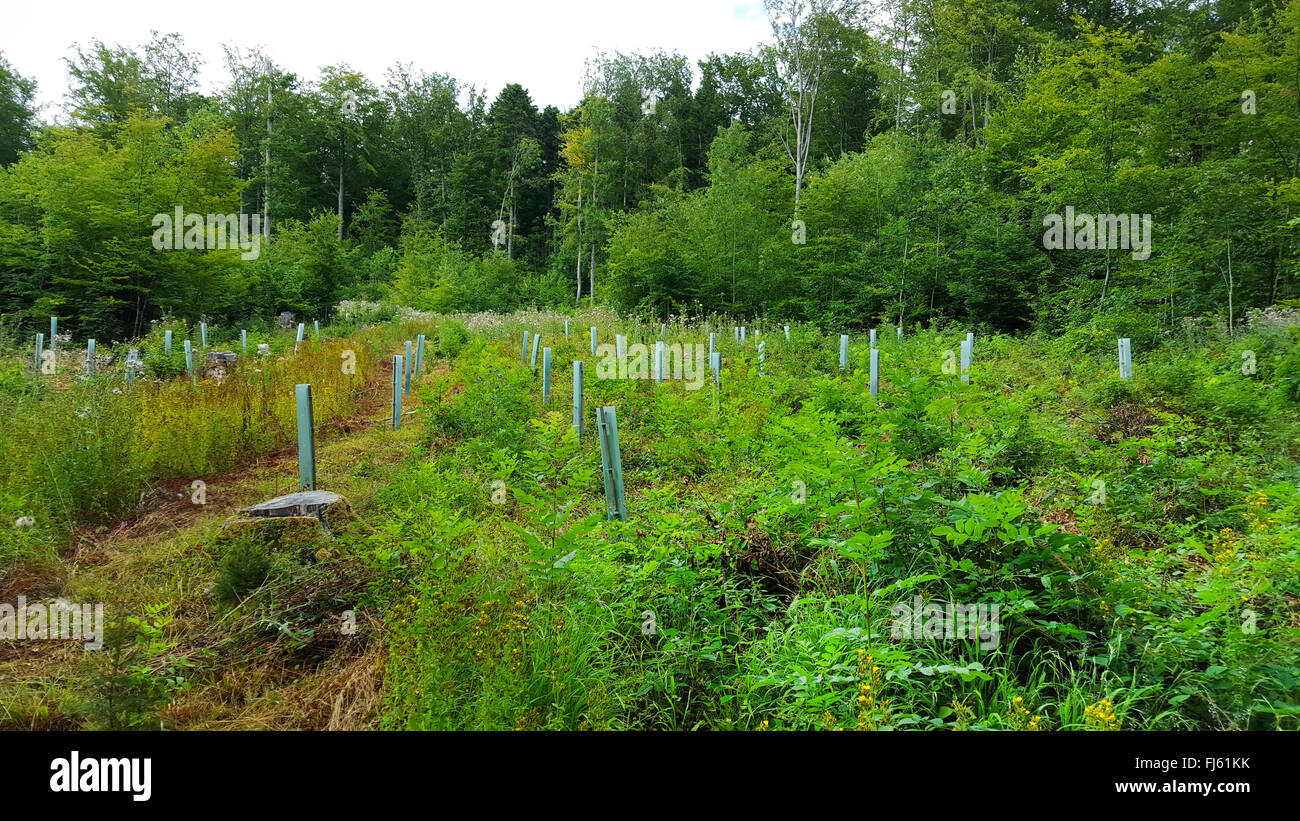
[7, 0, 773, 119]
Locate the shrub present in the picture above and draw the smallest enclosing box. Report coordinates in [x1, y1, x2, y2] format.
[81, 607, 180, 730]
[425, 344, 534, 446]
[213, 539, 272, 602]
[437, 320, 470, 359]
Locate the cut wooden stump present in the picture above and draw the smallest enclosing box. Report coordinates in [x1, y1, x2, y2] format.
[204, 351, 239, 379]
[221, 491, 354, 552]
[240, 490, 342, 519]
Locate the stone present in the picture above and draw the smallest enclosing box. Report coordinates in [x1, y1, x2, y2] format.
[277, 311, 296, 329]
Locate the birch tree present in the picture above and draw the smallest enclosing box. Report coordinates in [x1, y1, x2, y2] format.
[765, 0, 860, 220]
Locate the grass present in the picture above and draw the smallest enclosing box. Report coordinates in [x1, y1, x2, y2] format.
[1, 307, 1297, 731]
[0, 322, 425, 729]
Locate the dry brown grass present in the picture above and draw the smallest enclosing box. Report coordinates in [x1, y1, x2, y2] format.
[1100, 403, 1161, 441]
[0, 335, 431, 731]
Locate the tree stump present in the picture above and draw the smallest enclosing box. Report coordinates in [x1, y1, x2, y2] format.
[204, 351, 238, 379]
[220, 491, 354, 555]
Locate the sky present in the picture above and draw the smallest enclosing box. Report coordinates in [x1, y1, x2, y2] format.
[6, 0, 773, 119]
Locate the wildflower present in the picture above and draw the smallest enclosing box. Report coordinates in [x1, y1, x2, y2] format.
[1084, 699, 1120, 730]
[854, 650, 891, 730]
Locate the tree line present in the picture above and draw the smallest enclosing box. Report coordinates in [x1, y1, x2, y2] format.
[0, 0, 1296, 341]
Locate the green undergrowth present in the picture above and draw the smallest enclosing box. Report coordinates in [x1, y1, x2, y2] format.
[367, 312, 1299, 730]
[2, 309, 1297, 731]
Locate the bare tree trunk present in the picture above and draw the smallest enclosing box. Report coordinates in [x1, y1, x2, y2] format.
[896, 6, 907, 134]
[731, 225, 737, 307]
[575, 181, 583, 304]
[264, 74, 271, 243]
[590, 149, 598, 305]
[337, 129, 345, 242]
[767, 0, 843, 222]
[1227, 239, 1234, 335]
[899, 234, 909, 328]
[930, 221, 940, 312]
[969, 87, 975, 139]
[1273, 208, 1288, 304]
[1101, 246, 1111, 301]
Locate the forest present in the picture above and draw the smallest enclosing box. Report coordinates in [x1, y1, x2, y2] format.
[0, 0, 1296, 340]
